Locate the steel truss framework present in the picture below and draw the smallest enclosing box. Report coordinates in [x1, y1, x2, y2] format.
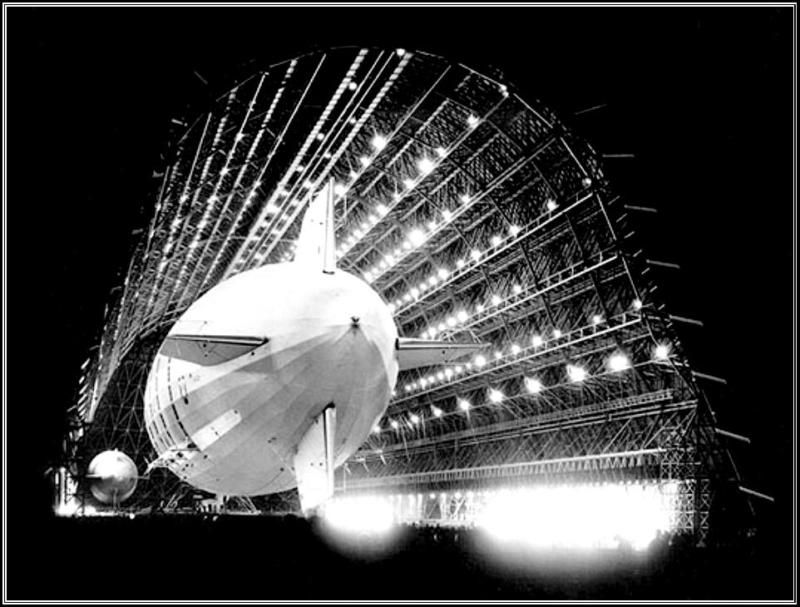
[61, 48, 741, 543]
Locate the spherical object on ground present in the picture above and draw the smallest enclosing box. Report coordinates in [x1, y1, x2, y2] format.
[87, 450, 138, 504]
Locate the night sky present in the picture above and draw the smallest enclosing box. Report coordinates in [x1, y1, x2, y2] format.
[6, 5, 795, 599]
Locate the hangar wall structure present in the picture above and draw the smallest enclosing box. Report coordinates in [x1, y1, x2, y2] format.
[60, 48, 741, 541]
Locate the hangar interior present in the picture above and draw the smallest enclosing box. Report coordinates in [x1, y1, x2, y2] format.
[56, 48, 749, 548]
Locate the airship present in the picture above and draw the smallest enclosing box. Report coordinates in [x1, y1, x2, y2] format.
[142, 181, 482, 512]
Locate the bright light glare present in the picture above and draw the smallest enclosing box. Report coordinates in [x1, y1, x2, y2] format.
[418, 157, 436, 175]
[654, 344, 671, 360]
[323, 496, 395, 536]
[488, 388, 504, 404]
[524, 377, 543, 393]
[458, 398, 471, 411]
[371, 134, 388, 151]
[408, 229, 426, 247]
[474, 354, 487, 368]
[567, 364, 587, 383]
[531, 335, 544, 348]
[477, 482, 679, 551]
[608, 352, 631, 372]
[55, 499, 81, 517]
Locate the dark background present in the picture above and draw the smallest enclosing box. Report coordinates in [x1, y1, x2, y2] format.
[6, 5, 795, 600]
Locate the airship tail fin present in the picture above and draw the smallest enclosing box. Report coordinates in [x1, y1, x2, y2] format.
[396, 338, 488, 371]
[294, 179, 336, 273]
[294, 404, 337, 514]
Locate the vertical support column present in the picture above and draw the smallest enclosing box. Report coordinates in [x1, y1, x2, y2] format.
[694, 477, 711, 547]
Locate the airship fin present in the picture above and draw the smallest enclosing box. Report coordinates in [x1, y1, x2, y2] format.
[396, 338, 487, 371]
[160, 334, 267, 366]
[294, 405, 337, 514]
[295, 179, 336, 273]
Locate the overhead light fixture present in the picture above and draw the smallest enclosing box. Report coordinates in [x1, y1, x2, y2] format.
[371, 134, 388, 151]
[418, 157, 435, 175]
[567, 364, 587, 383]
[524, 377, 543, 394]
[408, 228, 426, 246]
[608, 352, 631, 372]
[488, 388, 504, 404]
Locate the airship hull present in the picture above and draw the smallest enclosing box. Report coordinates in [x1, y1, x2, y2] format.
[143, 263, 399, 497]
